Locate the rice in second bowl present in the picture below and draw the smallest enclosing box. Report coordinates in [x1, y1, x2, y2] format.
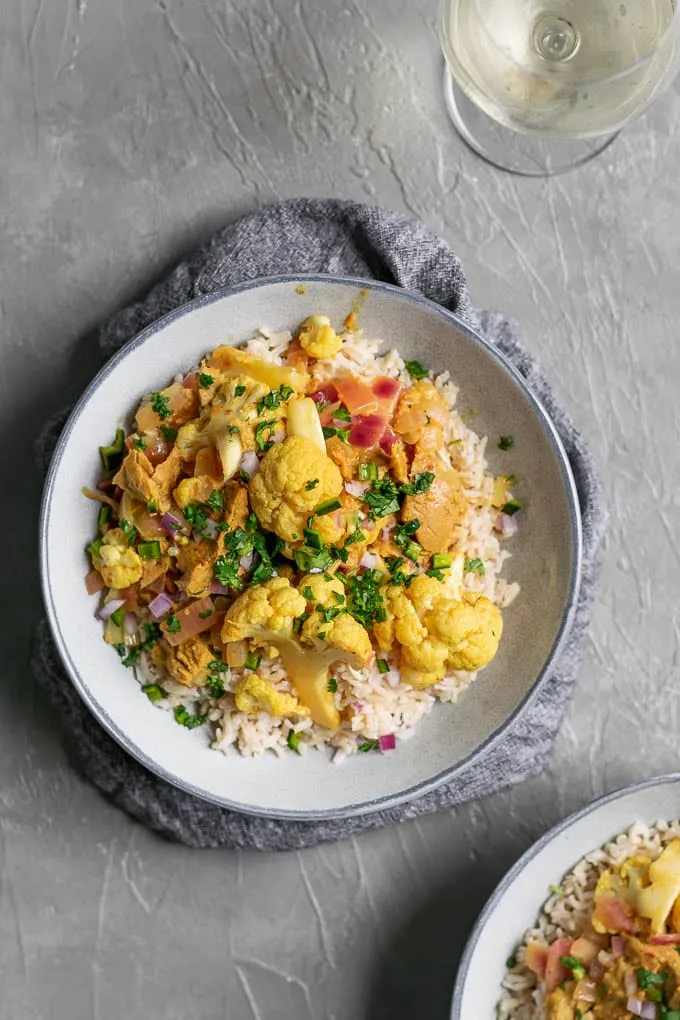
[84, 311, 521, 762]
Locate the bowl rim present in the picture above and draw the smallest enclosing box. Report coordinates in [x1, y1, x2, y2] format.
[450, 772, 680, 1018]
[39, 273, 584, 820]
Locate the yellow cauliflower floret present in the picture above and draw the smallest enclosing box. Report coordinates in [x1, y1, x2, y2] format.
[234, 674, 310, 718]
[96, 528, 143, 589]
[221, 577, 307, 644]
[298, 315, 343, 359]
[373, 574, 502, 688]
[248, 436, 343, 542]
[298, 573, 372, 662]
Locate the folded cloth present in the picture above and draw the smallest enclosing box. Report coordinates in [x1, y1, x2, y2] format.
[33, 199, 605, 851]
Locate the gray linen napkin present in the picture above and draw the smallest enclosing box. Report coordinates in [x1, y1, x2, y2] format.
[33, 199, 605, 851]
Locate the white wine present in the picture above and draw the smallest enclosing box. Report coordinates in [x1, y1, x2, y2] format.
[442, 0, 677, 139]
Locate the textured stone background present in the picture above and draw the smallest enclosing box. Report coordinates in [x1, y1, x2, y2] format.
[4, 0, 680, 1017]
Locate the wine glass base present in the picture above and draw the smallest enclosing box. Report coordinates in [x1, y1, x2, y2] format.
[443, 69, 619, 177]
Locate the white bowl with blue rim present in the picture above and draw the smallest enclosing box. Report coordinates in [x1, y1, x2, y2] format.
[39, 275, 582, 819]
[451, 774, 680, 1017]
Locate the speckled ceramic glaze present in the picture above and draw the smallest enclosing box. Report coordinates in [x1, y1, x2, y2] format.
[451, 774, 680, 1019]
[40, 276, 582, 819]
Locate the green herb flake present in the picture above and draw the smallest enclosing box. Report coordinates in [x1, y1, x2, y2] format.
[174, 705, 207, 729]
[204, 489, 224, 511]
[364, 478, 401, 518]
[141, 683, 165, 703]
[506, 956, 517, 970]
[637, 969, 668, 990]
[464, 557, 486, 576]
[303, 586, 315, 601]
[146, 499, 158, 513]
[86, 536, 101, 560]
[161, 424, 178, 442]
[234, 384, 246, 397]
[133, 437, 147, 451]
[205, 673, 225, 699]
[213, 556, 244, 591]
[502, 499, 523, 516]
[119, 519, 137, 546]
[198, 373, 214, 388]
[404, 359, 429, 380]
[240, 470, 250, 483]
[287, 730, 302, 752]
[346, 569, 386, 628]
[322, 425, 350, 444]
[245, 651, 261, 670]
[647, 987, 664, 1003]
[165, 615, 181, 634]
[559, 956, 586, 980]
[401, 471, 435, 496]
[575, 1011, 583, 1020]
[327, 677, 338, 693]
[597, 984, 606, 1000]
[498, 435, 514, 451]
[111, 607, 124, 628]
[315, 498, 342, 516]
[255, 419, 278, 453]
[358, 740, 379, 753]
[376, 658, 389, 674]
[198, 609, 213, 619]
[150, 392, 171, 420]
[305, 478, 320, 491]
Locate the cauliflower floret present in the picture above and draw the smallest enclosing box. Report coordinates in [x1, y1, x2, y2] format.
[298, 315, 343, 359]
[374, 574, 502, 687]
[248, 436, 343, 542]
[221, 577, 307, 644]
[299, 573, 372, 662]
[234, 675, 310, 718]
[95, 528, 143, 589]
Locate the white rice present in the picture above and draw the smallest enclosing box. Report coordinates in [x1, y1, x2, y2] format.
[498, 820, 680, 1020]
[139, 325, 520, 760]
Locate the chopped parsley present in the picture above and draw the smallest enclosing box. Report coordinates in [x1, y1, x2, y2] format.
[234, 384, 246, 397]
[245, 651, 261, 670]
[330, 544, 349, 564]
[364, 478, 401, 518]
[111, 607, 124, 627]
[322, 425, 350, 444]
[165, 615, 181, 634]
[506, 956, 517, 970]
[204, 489, 224, 511]
[133, 437, 147, 451]
[385, 555, 412, 587]
[464, 557, 486, 576]
[161, 424, 178, 442]
[119, 518, 137, 546]
[240, 470, 250, 483]
[358, 740, 379, 753]
[255, 419, 278, 453]
[498, 435, 514, 450]
[343, 521, 366, 548]
[637, 969, 668, 990]
[198, 609, 214, 619]
[302, 586, 315, 601]
[205, 673, 225, 698]
[150, 391, 171, 420]
[502, 499, 523, 516]
[404, 359, 428, 380]
[305, 478, 320, 491]
[559, 956, 586, 981]
[394, 520, 421, 563]
[293, 612, 309, 634]
[198, 372, 214, 388]
[146, 499, 158, 513]
[287, 730, 302, 752]
[174, 705, 207, 729]
[213, 556, 244, 591]
[401, 471, 435, 496]
[315, 498, 342, 516]
[346, 569, 386, 627]
[293, 546, 334, 572]
[141, 684, 164, 703]
[327, 677, 338, 693]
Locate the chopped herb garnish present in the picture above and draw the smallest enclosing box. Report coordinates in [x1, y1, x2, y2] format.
[358, 462, 379, 482]
[330, 544, 349, 564]
[358, 740, 379, 753]
[506, 956, 517, 970]
[138, 540, 161, 560]
[559, 956, 586, 980]
[464, 557, 486, 576]
[287, 730, 302, 752]
[432, 553, 452, 570]
[394, 520, 421, 563]
[208, 659, 228, 673]
[303, 586, 315, 601]
[305, 478, 320, 491]
[150, 391, 171, 420]
[205, 673, 225, 698]
[160, 424, 178, 442]
[333, 404, 352, 422]
[327, 677, 338, 693]
[385, 555, 412, 587]
[141, 622, 162, 650]
[404, 359, 428, 380]
[174, 705, 207, 729]
[165, 615, 181, 634]
[198, 372, 214, 388]
[119, 519, 137, 546]
[141, 684, 164, 703]
[213, 556, 244, 590]
[376, 658, 389, 674]
[597, 984, 606, 1000]
[316, 604, 344, 624]
[293, 546, 334, 572]
[401, 471, 435, 496]
[98, 504, 111, 531]
[315, 498, 342, 516]
[647, 987, 664, 1003]
[426, 568, 445, 581]
[322, 425, 350, 444]
[133, 437, 147, 451]
[498, 435, 514, 450]
[346, 569, 386, 627]
[502, 499, 523, 516]
[240, 470, 250, 483]
[343, 521, 366, 548]
[364, 477, 401, 518]
[99, 427, 126, 471]
[184, 503, 210, 537]
[332, 591, 345, 604]
[146, 499, 158, 513]
[111, 607, 124, 627]
[204, 489, 224, 511]
[234, 384, 246, 397]
[255, 419, 277, 453]
[226, 424, 240, 435]
[245, 651, 261, 670]
[303, 528, 322, 550]
[575, 1011, 582, 1020]
[279, 384, 293, 400]
[198, 609, 214, 619]
[293, 612, 309, 634]
[637, 969, 668, 990]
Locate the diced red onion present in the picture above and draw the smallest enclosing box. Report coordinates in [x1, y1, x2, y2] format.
[239, 553, 254, 571]
[349, 414, 387, 449]
[352, 701, 364, 711]
[360, 551, 377, 569]
[381, 525, 394, 542]
[627, 999, 657, 1020]
[209, 582, 232, 596]
[311, 383, 338, 404]
[372, 377, 400, 400]
[590, 961, 604, 980]
[611, 935, 626, 957]
[240, 451, 260, 476]
[124, 612, 138, 636]
[96, 598, 126, 621]
[379, 734, 396, 752]
[332, 417, 351, 430]
[379, 427, 397, 454]
[345, 480, 369, 498]
[573, 979, 597, 1004]
[272, 430, 284, 444]
[161, 512, 184, 536]
[149, 592, 174, 618]
[624, 970, 638, 996]
[202, 518, 218, 540]
[496, 512, 519, 537]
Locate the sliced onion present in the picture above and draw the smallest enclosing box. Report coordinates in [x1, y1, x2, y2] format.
[161, 511, 184, 536]
[611, 935, 626, 957]
[239, 553, 254, 571]
[624, 969, 638, 996]
[149, 592, 174, 619]
[96, 598, 126, 621]
[203, 518, 218, 541]
[209, 581, 233, 596]
[381, 525, 394, 542]
[379, 427, 397, 454]
[345, 480, 369, 498]
[124, 612, 138, 636]
[573, 979, 597, 1004]
[589, 960, 604, 980]
[628, 999, 657, 1020]
[496, 512, 519, 537]
[240, 451, 260, 476]
[379, 734, 396, 752]
[360, 551, 377, 569]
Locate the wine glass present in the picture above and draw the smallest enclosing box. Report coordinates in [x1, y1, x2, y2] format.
[439, 0, 680, 176]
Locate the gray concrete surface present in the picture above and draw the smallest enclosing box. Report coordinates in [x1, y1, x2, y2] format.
[3, 0, 679, 1017]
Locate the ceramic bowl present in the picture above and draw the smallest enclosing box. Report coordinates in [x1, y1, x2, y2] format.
[451, 773, 680, 1018]
[40, 275, 582, 819]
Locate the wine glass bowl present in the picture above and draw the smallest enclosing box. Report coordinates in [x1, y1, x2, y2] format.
[439, 0, 680, 174]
